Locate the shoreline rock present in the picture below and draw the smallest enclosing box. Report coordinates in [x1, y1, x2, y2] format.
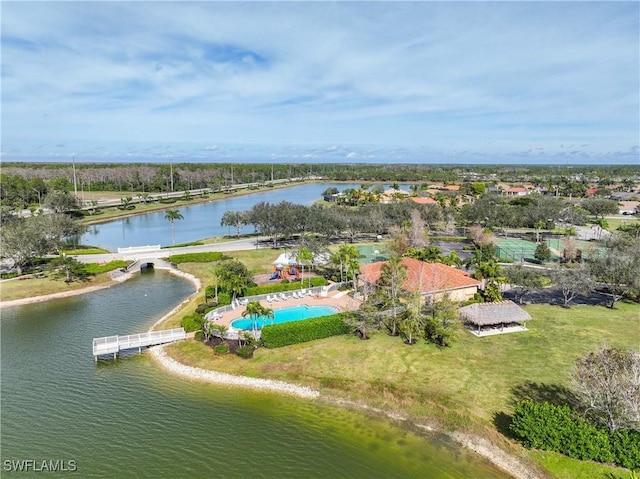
[149, 345, 321, 399]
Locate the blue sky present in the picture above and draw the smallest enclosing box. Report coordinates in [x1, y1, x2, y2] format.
[2, 1, 639, 164]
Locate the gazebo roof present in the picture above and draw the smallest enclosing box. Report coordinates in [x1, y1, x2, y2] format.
[459, 300, 531, 326]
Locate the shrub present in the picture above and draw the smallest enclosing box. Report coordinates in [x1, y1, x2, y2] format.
[181, 314, 204, 333]
[194, 331, 204, 341]
[235, 345, 254, 358]
[195, 302, 217, 315]
[261, 313, 350, 348]
[168, 252, 225, 264]
[243, 277, 328, 297]
[510, 400, 635, 468]
[213, 344, 229, 355]
[610, 429, 640, 470]
[84, 260, 129, 274]
[202, 291, 232, 308]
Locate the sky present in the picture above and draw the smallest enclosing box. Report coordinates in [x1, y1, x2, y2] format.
[2, 1, 639, 165]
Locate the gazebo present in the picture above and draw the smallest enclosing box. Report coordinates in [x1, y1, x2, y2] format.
[459, 300, 531, 337]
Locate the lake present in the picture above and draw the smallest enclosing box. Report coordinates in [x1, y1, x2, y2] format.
[0, 269, 510, 478]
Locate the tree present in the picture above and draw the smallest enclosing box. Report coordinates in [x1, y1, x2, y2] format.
[221, 210, 247, 237]
[571, 346, 640, 432]
[407, 209, 427, 248]
[241, 301, 274, 337]
[423, 295, 460, 347]
[398, 291, 425, 345]
[44, 191, 80, 213]
[347, 301, 383, 340]
[215, 259, 252, 301]
[48, 256, 88, 283]
[375, 254, 407, 336]
[331, 244, 361, 287]
[296, 246, 314, 289]
[534, 242, 552, 263]
[581, 198, 619, 219]
[589, 235, 640, 308]
[164, 209, 184, 245]
[551, 264, 595, 307]
[405, 246, 442, 263]
[0, 214, 86, 274]
[503, 265, 545, 304]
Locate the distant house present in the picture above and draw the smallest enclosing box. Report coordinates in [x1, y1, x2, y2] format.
[379, 188, 410, 204]
[459, 300, 531, 336]
[410, 197, 438, 205]
[441, 185, 461, 192]
[619, 201, 640, 215]
[585, 187, 598, 196]
[505, 187, 529, 196]
[358, 257, 480, 302]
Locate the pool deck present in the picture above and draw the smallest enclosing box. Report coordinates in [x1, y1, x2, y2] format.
[213, 291, 362, 328]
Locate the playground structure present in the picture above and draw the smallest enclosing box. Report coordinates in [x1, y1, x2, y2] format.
[269, 262, 300, 280]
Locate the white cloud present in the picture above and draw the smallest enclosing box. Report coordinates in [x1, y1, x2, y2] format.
[1, 1, 638, 164]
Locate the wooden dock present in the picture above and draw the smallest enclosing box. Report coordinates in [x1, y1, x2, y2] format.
[93, 328, 186, 360]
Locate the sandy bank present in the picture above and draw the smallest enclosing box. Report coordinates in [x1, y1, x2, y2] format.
[149, 345, 321, 399]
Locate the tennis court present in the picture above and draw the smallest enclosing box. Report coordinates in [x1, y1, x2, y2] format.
[545, 238, 604, 260]
[356, 244, 388, 264]
[496, 238, 560, 263]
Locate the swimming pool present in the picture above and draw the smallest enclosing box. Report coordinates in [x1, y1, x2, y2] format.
[230, 305, 338, 331]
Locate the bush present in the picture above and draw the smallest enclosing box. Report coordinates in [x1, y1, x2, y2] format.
[235, 345, 254, 358]
[181, 314, 204, 333]
[168, 252, 225, 264]
[213, 344, 229, 355]
[194, 331, 204, 341]
[202, 291, 232, 308]
[243, 277, 328, 297]
[510, 400, 636, 468]
[195, 302, 219, 315]
[261, 313, 350, 348]
[610, 429, 640, 470]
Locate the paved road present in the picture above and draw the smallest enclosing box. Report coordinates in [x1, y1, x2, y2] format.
[73, 236, 272, 264]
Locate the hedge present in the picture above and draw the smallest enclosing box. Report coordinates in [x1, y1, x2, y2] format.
[510, 400, 638, 469]
[84, 260, 129, 274]
[260, 313, 350, 348]
[168, 252, 225, 264]
[244, 277, 328, 296]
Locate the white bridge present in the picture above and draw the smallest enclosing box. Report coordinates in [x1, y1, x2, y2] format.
[117, 245, 161, 254]
[93, 327, 186, 360]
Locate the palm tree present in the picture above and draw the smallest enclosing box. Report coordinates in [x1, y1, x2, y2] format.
[241, 301, 274, 337]
[164, 209, 184, 245]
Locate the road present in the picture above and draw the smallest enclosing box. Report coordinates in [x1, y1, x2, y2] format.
[72, 236, 271, 264]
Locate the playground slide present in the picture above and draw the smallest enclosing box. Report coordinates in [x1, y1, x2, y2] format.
[269, 271, 279, 280]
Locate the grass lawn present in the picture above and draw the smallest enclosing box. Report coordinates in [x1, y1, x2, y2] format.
[0, 272, 114, 301]
[164, 300, 639, 479]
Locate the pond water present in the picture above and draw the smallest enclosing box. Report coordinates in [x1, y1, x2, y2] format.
[1, 269, 510, 478]
[81, 183, 361, 251]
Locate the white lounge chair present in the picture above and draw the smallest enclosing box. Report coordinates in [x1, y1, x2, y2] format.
[279, 293, 287, 301]
[266, 295, 273, 303]
[292, 291, 299, 299]
[307, 289, 314, 296]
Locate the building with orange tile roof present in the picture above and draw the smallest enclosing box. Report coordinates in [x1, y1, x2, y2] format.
[358, 257, 480, 302]
[410, 197, 438, 205]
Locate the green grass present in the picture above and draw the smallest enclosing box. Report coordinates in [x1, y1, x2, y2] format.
[0, 272, 115, 301]
[530, 450, 630, 479]
[164, 299, 639, 478]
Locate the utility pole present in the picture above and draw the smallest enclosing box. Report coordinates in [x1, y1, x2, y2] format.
[170, 161, 174, 191]
[72, 156, 78, 198]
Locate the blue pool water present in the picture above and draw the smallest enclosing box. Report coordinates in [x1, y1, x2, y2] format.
[231, 305, 338, 330]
